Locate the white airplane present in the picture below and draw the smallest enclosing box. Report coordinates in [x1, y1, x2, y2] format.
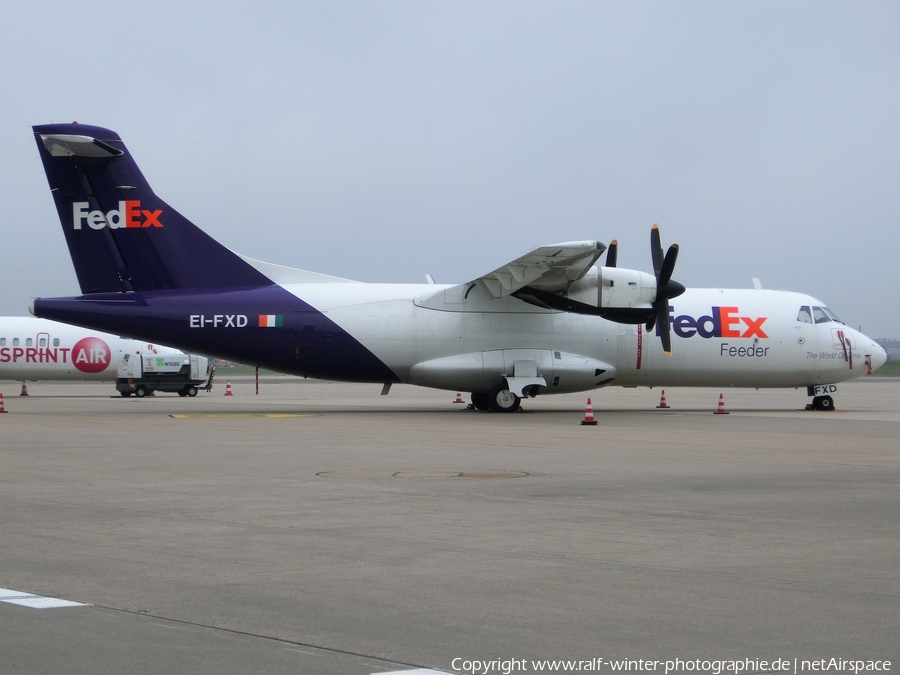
[27, 123, 888, 411]
[0, 316, 184, 382]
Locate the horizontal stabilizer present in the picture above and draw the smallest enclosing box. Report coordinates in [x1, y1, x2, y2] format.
[236, 254, 359, 284]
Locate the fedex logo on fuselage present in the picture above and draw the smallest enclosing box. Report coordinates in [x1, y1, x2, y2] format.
[670, 306, 768, 339]
[73, 201, 163, 230]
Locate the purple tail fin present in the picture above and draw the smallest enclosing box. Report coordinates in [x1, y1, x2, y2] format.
[33, 123, 271, 294]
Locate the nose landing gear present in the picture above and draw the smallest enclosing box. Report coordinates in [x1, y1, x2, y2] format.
[808, 395, 835, 411]
[806, 385, 838, 411]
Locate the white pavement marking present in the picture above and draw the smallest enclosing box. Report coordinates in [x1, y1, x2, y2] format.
[0, 587, 88, 609]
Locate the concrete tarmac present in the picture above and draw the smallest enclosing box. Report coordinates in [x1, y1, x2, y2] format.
[0, 376, 898, 674]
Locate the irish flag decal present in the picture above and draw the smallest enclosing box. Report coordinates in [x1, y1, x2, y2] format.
[259, 314, 283, 328]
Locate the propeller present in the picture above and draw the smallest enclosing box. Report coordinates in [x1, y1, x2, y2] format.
[605, 240, 617, 267]
[644, 225, 685, 356]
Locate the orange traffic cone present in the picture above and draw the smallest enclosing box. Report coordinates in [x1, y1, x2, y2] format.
[656, 389, 669, 409]
[0, 393, 7, 413]
[581, 398, 598, 425]
[20, 382, 29, 396]
[224, 380, 234, 396]
[714, 393, 729, 415]
[453, 392, 465, 403]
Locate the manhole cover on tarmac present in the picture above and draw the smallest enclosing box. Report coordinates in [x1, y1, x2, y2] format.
[316, 469, 529, 480]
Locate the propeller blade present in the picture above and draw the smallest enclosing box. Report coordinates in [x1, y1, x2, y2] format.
[658, 244, 679, 287]
[650, 224, 663, 277]
[648, 225, 678, 355]
[605, 240, 617, 267]
[657, 302, 672, 356]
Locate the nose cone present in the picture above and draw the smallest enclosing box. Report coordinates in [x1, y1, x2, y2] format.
[845, 327, 887, 374]
[852, 327, 888, 373]
[869, 340, 888, 373]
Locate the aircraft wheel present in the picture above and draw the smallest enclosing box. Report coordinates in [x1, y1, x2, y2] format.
[488, 384, 520, 413]
[471, 392, 490, 410]
[135, 385, 147, 398]
[186, 386, 198, 397]
[813, 395, 835, 411]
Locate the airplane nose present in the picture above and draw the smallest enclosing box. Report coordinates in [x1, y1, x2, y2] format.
[849, 328, 887, 373]
[869, 341, 888, 373]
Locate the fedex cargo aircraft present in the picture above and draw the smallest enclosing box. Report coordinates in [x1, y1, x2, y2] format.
[27, 123, 887, 412]
[0, 316, 184, 381]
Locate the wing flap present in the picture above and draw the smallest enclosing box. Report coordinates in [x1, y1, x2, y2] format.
[472, 241, 606, 298]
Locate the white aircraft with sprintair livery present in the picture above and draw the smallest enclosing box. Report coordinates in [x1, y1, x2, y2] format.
[27, 123, 887, 411]
[0, 316, 184, 382]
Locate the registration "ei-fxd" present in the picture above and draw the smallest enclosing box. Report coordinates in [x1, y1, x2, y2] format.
[189, 314, 249, 328]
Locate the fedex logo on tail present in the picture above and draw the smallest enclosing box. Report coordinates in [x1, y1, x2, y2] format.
[668, 306, 768, 339]
[73, 201, 163, 230]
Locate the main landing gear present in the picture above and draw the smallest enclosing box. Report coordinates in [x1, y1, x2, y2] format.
[470, 392, 489, 411]
[489, 384, 521, 413]
[470, 384, 522, 413]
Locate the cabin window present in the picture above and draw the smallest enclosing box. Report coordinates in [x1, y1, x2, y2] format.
[53, 338, 60, 347]
[26, 338, 33, 347]
[13, 338, 19, 346]
[0, 338, 5, 346]
[39, 337, 47, 347]
[797, 306, 812, 323]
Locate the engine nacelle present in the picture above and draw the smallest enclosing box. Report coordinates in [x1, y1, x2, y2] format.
[566, 266, 657, 310]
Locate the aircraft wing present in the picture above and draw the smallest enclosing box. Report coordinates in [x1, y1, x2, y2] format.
[469, 241, 606, 298]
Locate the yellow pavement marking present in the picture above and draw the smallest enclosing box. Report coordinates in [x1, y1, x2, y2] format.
[169, 413, 316, 419]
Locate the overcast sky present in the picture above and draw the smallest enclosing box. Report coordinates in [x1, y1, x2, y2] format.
[2, 1, 898, 338]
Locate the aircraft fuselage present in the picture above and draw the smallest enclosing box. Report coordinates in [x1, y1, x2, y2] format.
[33, 284, 885, 395]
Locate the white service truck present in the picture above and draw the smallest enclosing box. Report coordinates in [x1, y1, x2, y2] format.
[117, 353, 213, 397]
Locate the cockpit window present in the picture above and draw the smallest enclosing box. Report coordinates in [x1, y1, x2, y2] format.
[821, 306, 842, 323]
[797, 306, 812, 323]
[812, 306, 832, 324]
